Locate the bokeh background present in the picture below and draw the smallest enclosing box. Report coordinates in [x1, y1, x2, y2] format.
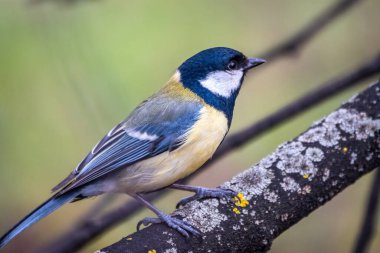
[0, 0, 379, 252]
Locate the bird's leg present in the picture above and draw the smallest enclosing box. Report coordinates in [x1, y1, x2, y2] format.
[132, 193, 201, 238]
[170, 184, 237, 208]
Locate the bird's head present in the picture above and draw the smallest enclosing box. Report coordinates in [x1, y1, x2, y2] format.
[177, 47, 265, 122]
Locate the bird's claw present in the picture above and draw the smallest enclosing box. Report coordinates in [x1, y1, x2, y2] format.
[176, 187, 237, 208]
[137, 217, 156, 231]
[137, 214, 202, 238]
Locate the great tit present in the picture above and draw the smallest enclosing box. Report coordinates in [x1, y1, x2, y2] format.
[0, 47, 265, 247]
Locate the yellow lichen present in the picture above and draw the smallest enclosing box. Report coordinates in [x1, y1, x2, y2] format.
[148, 250, 156, 253]
[127, 237, 132, 240]
[232, 207, 241, 214]
[234, 193, 249, 207]
[342, 147, 348, 153]
[303, 174, 309, 179]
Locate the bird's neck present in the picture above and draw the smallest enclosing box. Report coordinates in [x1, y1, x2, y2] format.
[188, 84, 238, 127]
[166, 72, 238, 127]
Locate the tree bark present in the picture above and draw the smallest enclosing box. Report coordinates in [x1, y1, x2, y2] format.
[98, 80, 380, 253]
[353, 168, 380, 253]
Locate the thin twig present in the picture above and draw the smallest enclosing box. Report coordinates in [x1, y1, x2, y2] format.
[353, 169, 380, 253]
[261, 0, 360, 60]
[36, 193, 161, 253]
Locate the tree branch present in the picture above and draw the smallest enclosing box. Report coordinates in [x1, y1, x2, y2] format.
[99, 80, 380, 253]
[353, 168, 380, 253]
[261, 0, 361, 60]
[36, 193, 161, 253]
[36, 1, 371, 252]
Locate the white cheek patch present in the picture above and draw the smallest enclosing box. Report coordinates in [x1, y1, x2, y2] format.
[199, 70, 243, 98]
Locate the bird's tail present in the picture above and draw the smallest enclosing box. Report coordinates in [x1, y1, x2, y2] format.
[0, 190, 78, 249]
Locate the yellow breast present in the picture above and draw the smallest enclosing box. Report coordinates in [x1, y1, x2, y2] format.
[115, 105, 229, 193]
[171, 104, 229, 177]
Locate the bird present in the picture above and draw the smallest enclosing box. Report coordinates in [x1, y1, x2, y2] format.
[0, 47, 265, 248]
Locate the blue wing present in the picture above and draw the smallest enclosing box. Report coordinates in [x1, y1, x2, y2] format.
[53, 97, 202, 195]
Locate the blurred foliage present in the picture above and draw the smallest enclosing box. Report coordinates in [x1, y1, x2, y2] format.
[0, 0, 379, 252]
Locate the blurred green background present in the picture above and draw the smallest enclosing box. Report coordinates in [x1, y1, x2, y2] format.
[0, 0, 379, 252]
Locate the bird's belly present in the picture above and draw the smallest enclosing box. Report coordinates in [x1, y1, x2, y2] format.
[113, 106, 229, 193]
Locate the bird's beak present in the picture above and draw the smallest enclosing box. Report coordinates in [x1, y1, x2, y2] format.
[244, 58, 266, 71]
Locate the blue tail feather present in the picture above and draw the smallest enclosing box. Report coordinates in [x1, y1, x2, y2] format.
[0, 191, 78, 249]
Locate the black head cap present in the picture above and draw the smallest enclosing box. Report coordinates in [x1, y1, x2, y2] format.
[178, 47, 247, 82]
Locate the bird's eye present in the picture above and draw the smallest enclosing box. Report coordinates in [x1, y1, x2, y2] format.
[227, 60, 238, 70]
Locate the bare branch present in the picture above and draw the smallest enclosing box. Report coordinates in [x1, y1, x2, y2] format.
[99, 80, 380, 253]
[353, 169, 380, 253]
[34, 193, 161, 253]
[261, 0, 361, 60]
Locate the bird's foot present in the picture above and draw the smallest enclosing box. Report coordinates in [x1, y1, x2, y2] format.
[137, 214, 201, 238]
[176, 187, 236, 208]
